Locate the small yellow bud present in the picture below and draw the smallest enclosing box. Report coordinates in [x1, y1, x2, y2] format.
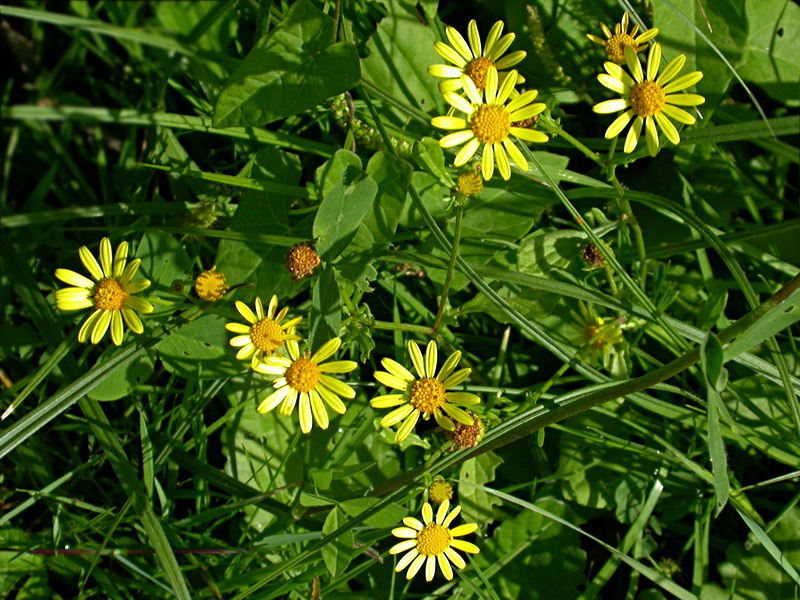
[456, 171, 483, 197]
[428, 478, 453, 504]
[194, 267, 228, 302]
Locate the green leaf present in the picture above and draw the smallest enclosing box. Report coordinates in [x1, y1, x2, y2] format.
[215, 146, 302, 302]
[724, 288, 800, 360]
[701, 332, 725, 389]
[136, 230, 191, 298]
[156, 314, 242, 379]
[517, 229, 588, 276]
[212, 0, 360, 127]
[653, 0, 748, 110]
[321, 507, 353, 577]
[87, 347, 155, 401]
[309, 266, 341, 352]
[738, 0, 800, 105]
[412, 138, 453, 187]
[313, 151, 378, 259]
[339, 498, 407, 528]
[458, 452, 503, 524]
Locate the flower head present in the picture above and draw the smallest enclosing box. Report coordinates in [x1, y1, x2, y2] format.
[432, 66, 547, 181]
[593, 44, 704, 156]
[195, 267, 228, 302]
[428, 20, 525, 94]
[587, 12, 659, 64]
[225, 296, 301, 369]
[428, 478, 453, 504]
[390, 500, 479, 581]
[285, 242, 321, 282]
[371, 340, 480, 443]
[455, 170, 483, 197]
[253, 337, 356, 433]
[446, 412, 484, 451]
[54, 237, 153, 346]
[571, 301, 624, 368]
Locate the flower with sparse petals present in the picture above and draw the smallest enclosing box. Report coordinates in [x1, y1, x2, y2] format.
[225, 296, 301, 368]
[390, 500, 479, 581]
[371, 340, 480, 443]
[431, 66, 547, 181]
[593, 44, 704, 156]
[428, 20, 525, 95]
[587, 12, 659, 64]
[253, 337, 356, 433]
[54, 237, 153, 346]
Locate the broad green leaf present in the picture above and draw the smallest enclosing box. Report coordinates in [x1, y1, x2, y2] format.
[458, 451, 503, 524]
[340, 498, 407, 528]
[517, 229, 588, 276]
[738, 0, 800, 106]
[213, 0, 360, 127]
[309, 266, 341, 352]
[87, 347, 155, 401]
[215, 146, 302, 302]
[0, 529, 44, 592]
[136, 230, 191, 298]
[653, 0, 748, 110]
[312, 151, 378, 259]
[413, 138, 453, 187]
[156, 314, 242, 379]
[701, 332, 725, 389]
[321, 507, 353, 577]
[353, 152, 413, 248]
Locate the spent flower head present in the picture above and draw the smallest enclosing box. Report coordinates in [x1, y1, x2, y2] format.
[593, 43, 704, 156]
[428, 20, 525, 94]
[390, 500, 479, 581]
[285, 242, 321, 282]
[587, 12, 659, 64]
[371, 340, 481, 443]
[432, 66, 547, 181]
[225, 296, 301, 369]
[253, 337, 356, 433]
[54, 237, 153, 346]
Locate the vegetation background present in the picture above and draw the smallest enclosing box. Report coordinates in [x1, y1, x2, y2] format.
[0, 0, 798, 599]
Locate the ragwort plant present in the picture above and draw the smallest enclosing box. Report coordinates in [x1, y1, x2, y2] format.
[1, 1, 799, 599]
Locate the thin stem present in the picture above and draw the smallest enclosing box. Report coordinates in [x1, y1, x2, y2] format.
[369, 320, 433, 335]
[540, 116, 604, 166]
[433, 204, 464, 334]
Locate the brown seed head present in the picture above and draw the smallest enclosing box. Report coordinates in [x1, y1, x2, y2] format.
[446, 412, 484, 451]
[286, 242, 321, 282]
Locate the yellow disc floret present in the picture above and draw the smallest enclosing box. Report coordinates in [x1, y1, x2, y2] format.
[93, 278, 127, 311]
[629, 81, 666, 117]
[285, 357, 322, 393]
[250, 319, 286, 354]
[409, 378, 446, 414]
[463, 57, 494, 89]
[456, 171, 483, 197]
[605, 33, 637, 64]
[416, 523, 452, 556]
[194, 267, 228, 302]
[429, 479, 454, 504]
[470, 105, 511, 145]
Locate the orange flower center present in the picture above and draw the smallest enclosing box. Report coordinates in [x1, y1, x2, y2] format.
[470, 104, 510, 145]
[285, 357, 322, 393]
[250, 319, 285, 354]
[456, 171, 483, 197]
[416, 523, 452, 556]
[629, 80, 666, 117]
[409, 378, 446, 414]
[463, 57, 494, 89]
[93, 278, 127, 311]
[195, 268, 228, 302]
[605, 33, 637, 64]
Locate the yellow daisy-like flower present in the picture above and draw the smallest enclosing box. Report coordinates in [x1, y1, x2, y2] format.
[54, 237, 153, 346]
[253, 337, 356, 433]
[587, 12, 659, 64]
[225, 295, 301, 369]
[371, 340, 480, 443]
[571, 301, 624, 366]
[431, 66, 547, 181]
[390, 500, 479, 581]
[593, 43, 704, 156]
[428, 20, 525, 94]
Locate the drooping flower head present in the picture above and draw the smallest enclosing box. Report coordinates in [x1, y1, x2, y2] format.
[194, 266, 228, 302]
[225, 296, 301, 368]
[593, 44, 704, 156]
[54, 237, 153, 346]
[432, 66, 547, 181]
[428, 20, 525, 94]
[253, 337, 356, 433]
[390, 500, 479, 581]
[371, 340, 480, 443]
[587, 12, 659, 64]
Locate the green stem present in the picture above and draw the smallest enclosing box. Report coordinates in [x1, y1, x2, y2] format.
[432, 204, 464, 334]
[368, 320, 433, 335]
[540, 117, 604, 165]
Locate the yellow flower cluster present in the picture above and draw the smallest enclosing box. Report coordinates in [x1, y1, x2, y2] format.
[589, 13, 705, 155]
[428, 20, 548, 182]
